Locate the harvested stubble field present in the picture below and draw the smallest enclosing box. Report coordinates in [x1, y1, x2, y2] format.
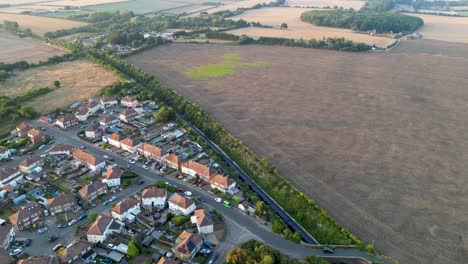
[227, 7, 395, 47]
[285, 0, 365, 9]
[406, 13, 468, 44]
[0, 60, 118, 113]
[0, 13, 87, 36]
[0, 31, 66, 63]
[127, 41, 468, 264]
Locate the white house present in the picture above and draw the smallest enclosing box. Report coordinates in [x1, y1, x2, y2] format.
[85, 102, 102, 115]
[191, 209, 213, 235]
[209, 174, 237, 193]
[0, 147, 11, 160]
[87, 215, 123, 243]
[100, 96, 118, 108]
[111, 197, 141, 222]
[102, 167, 121, 187]
[107, 133, 123, 148]
[55, 114, 78, 129]
[168, 194, 196, 216]
[100, 115, 120, 127]
[141, 187, 167, 209]
[0, 167, 23, 188]
[120, 138, 139, 153]
[120, 96, 137, 107]
[85, 124, 101, 139]
[75, 107, 91, 122]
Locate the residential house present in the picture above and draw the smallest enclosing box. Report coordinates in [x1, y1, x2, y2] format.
[9, 201, 43, 231]
[141, 187, 167, 209]
[138, 143, 164, 161]
[55, 114, 78, 129]
[102, 167, 121, 187]
[132, 102, 144, 114]
[238, 200, 249, 212]
[0, 167, 23, 188]
[107, 133, 123, 148]
[119, 108, 138, 122]
[16, 123, 31, 137]
[111, 197, 141, 222]
[72, 149, 106, 172]
[168, 194, 195, 216]
[85, 123, 101, 139]
[79, 181, 107, 202]
[0, 224, 15, 250]
[190, 209, 213, 235]
[38, 116, 50, 124]
[48, 194, 76, 215]
[100, 96, 118, 108]
[75, 107, 90, 122]
[27, 128, 49, 145]
[87, 215, 122, 243]
[19, 156, 44, 174]
[17, 256, 55, 264]
[173, 231, 202, 262]
[56, 239, 95, 264]
[157, 257, 178, 264]
[99, 115, 120, 127]
[0, 147, 11, 160]
[120, 138, 139, 153]
[209, 174, 236, 193]
[180, 160, 216, 181]
[120, 96, 137, 107]
[164, 154, 181, 170]
[85, 102, 102, 115]
[48, 144, 75, 157]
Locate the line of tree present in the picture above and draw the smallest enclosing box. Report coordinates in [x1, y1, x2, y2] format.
[204, 32, 371, 51]
[87, 48, 373, 249]
[226, 240, 329, 264]
[362, 0, 395, 12]
[213, 0, 286, 18]
[300, 9, 423, 33]
[0, 52, 81, 74]
[0, 87, 51, 121]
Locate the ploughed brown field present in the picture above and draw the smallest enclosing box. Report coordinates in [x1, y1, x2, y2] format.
[126, 40, 468, 264]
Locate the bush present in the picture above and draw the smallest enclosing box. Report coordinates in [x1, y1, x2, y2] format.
[172, 215, 190, 226]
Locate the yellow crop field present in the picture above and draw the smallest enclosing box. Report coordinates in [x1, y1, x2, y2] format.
[0, 13, 87, 36]
[407, 13, 468, 43]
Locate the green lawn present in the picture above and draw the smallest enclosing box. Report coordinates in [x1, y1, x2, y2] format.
[186, 53, 268, 78]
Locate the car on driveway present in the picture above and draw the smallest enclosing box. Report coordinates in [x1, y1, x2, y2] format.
[37, 227, 48, 234]
[199, 248, 211, 254]
[9, 248, 22, 256]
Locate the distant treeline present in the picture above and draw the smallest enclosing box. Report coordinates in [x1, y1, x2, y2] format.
[362, 0, 395, 12]
[0, 52, 81, 73]
[204, 32, 371, 51]
[300, 10, 423, 33]
[213, 0, 285, 18]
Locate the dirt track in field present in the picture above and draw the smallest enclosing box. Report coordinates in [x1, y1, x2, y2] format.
[127, 40, 468, 264]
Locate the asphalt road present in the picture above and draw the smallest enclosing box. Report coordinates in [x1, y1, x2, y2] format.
[25, 120, 385, 263]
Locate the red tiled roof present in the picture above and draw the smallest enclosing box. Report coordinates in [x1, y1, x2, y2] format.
[0, 167, 20, 181]
[19, 156, 43, 167]
[120, 108, 137, 117]
[209, 174, 235, 189]
[57, 114, 77, 124]
[138, 143, 164, 158]
[48, 194, 75, 208]
[193, 209, 213, 228]
[57, 240, 92, 263]
[141, 187, 166, 198]
[48, 144, 74, 153]
[174, 231, 202, 256]
[108, 133, 122, 141]
[181, 160, 216, 178]
[104, 167, 122, 180]
[111, 197, 139, 215]
[87, 215, 112, 236]
[79, 181, 106, 196]
[73, 149, 105, 166]
[169, 194, 194, 209]
[120, 137, 137, 147]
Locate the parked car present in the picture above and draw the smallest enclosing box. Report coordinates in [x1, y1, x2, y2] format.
[138, 180, 145, 185]
[37, 227, 48, 234]
[57, 224, 68, 228]
[108, 244, 115, 249]
[68, 219, 77, 226]
[184, 191, 192, 196]
[199, 248, 211, 254]
[127, 165, 134, 170]
[38, 145, 46, 150]
[178, 189, 184, 193]
[214, 198, 222, 203]
[129, 159, 136, 164]
[109, 158, 115, 162]
[102, 200, 110, 206]
[80, 145, 86, 149]
[27, 151, 34, 156]
[103, 155, 109, 159]
[9, 248, 22, 256]
[323, 247, 334, 254]
[223, 200, 232, 208]
[109, 196, 117, 202]
[24, 239, 32, 247]
[76, 214, 87, 221]
[53, 244, 63, 251]
[48, 236, 58, 243]
[143, 165, 148, 170]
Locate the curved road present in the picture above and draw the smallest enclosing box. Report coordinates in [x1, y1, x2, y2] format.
[31, 120, 385, 263]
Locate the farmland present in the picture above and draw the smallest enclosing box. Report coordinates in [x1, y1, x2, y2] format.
[0, 31, 66, 63]
[285, 0, 365, 9]
[0, 13, 87, 36]
[127, 41, 468, 264]
[0, 60, 118, 113]
[227, 7, 395, 47]
[407, 13, 468, 43]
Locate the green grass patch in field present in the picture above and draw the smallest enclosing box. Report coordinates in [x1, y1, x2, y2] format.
[186, 53, 268, 78]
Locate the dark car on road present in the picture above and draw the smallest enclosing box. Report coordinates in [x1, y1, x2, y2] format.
[138, 180, 145, 185]
[323, 247, 334, 254]
[76, 214, 87, 221]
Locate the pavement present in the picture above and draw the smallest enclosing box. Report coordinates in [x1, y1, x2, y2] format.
[18, 120, 385, 263]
